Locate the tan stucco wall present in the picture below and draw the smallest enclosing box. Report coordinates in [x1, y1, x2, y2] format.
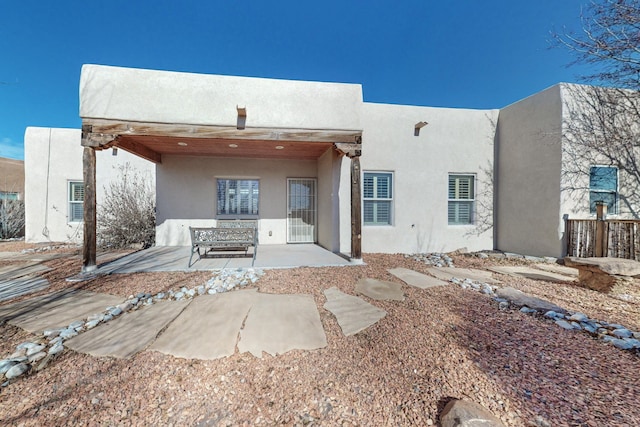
[0, 157, 24, 197]
[495, 85, 564, 257]
[359, 103, 497, 253]
[80, 65, 363, 132]
[155, 155, 319, 246]
[24, 127, 155, 243]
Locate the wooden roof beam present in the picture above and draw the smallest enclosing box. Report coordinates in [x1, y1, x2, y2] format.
[114, 139, 162, 164]
[83, 118, 362, 144]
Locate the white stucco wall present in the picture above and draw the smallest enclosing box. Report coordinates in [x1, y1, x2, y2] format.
[155, 155, 318, 246]
[317, 148, 345, 252]
[80, 64, 363, 132]
[359, 103, 497, 254]
[24, 127, 155, 243]
[495, 85, 564, 257]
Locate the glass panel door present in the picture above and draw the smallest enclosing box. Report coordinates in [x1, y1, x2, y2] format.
[287, 178, 317, 243]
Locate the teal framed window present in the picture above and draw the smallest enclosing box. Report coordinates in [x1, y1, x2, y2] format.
[589, 166, 618, 214]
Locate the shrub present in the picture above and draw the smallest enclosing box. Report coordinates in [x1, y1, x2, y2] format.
[97, 163, 155, 249]
[0, 199, 25, 239]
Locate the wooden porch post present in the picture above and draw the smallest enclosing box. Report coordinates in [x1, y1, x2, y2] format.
[350, 155, 362, 259]
[595, 202, 608, 257]
[82, 144, 97, 273]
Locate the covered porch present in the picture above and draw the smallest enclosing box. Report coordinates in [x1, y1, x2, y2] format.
[94, 244, 355, 274]
[78, 65, 364, 273]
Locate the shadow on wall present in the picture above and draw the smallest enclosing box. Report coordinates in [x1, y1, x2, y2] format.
[561, 84, 640, 219]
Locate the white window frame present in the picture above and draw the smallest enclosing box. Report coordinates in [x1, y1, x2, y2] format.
[589, 165, 618, 215]
[216, 178, 260, 218]
[68, 181, 84, 223]
[448, 174, 475, 225]
[363, 171, 394, 226]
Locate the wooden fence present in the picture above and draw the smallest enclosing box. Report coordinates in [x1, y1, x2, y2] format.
[565, 218, 640, 260]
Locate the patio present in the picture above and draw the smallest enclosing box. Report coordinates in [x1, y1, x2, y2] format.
[95, 244, 356, 274]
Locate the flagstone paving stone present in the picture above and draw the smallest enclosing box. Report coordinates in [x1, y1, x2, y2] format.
[150, 289, 327, 360]
[355, 278, 405, 301]
[238, 293, 327, 357]
[0, 290, 122, 333]
[323, 287, 386, 336]
[389, 267, 449, 289]
[150, 289, 257, 360]
[66, 299, 191, 358]
[489, 265, 575, 283]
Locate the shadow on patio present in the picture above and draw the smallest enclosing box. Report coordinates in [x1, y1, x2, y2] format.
[95, 244, 356, 274]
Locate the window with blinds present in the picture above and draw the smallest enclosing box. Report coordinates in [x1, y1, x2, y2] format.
[217, 179, 259, 217]
[69, 181, 84, 222]
[448, 174, 475, 225]
[363, 172, 393, 225]
[589, 166, 618, 214]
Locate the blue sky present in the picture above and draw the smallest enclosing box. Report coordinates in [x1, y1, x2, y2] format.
[1, 0, 588, 160]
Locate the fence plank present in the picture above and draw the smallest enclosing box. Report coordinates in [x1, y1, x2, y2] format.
[567, 218, 640, 260]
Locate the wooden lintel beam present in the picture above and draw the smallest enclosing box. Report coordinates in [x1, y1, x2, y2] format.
[84, 118, 362, 144]
[81, 125, 118, 148]
[334, 142, 362, 158]
[115, 139, 162, 164]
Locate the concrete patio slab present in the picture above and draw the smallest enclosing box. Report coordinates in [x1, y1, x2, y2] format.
[427, 267, 501, 284]
[355, 278, 405, 301]
[238, 293, 327, 357]
[96, 244, 351, 274]
[66, 299, 191, 359]
[0, 290, 122, 333]
[323, 287, 386, 336]
[489, 266, 575, 283]
[149, 289, 258, 360]
[389, 268, 449, 289]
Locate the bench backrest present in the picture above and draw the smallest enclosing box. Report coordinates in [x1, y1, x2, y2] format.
[216, 220, 258, 229]
[190, 227, 256, 244]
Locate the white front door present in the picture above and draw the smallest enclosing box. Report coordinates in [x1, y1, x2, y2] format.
[287, 178, 317, 243]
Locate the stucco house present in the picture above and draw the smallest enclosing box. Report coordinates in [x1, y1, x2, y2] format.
[23, 64, 639, 268]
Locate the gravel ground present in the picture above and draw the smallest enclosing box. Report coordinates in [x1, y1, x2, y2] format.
[0, 242, 639, 426]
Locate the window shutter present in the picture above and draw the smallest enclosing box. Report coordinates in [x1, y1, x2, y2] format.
[449, 175, 473, 200]
[448, 175, 475, 225]
[363, 172, 393, 225]
[71, 183, 85, 202]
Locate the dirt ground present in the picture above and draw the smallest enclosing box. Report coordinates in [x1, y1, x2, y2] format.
[0, 241, 639, 426]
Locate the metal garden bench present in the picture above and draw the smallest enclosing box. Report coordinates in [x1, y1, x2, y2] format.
[188, 220, 258, 267]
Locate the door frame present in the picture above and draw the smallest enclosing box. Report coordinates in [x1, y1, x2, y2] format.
[286, 177, 317, 243]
